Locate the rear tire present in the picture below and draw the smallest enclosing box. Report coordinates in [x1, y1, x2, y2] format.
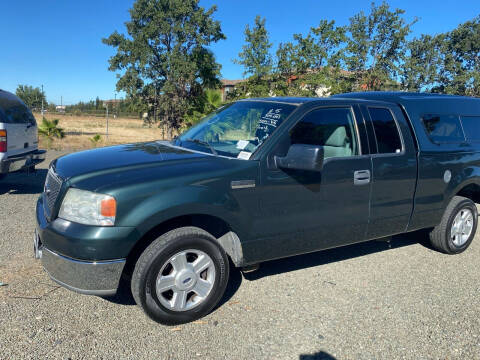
[131, 226, 230, 325]
[429, 196, 477, 254]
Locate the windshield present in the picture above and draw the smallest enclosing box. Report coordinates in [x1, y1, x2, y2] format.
[177, 101, 297, 159]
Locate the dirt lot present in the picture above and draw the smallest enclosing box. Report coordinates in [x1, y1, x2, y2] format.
[34, 113, 168, 151]
[1, 150, 480, 359]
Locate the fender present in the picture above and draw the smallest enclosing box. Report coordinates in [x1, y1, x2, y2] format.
[443, 165, 480, 209]
[119, 184, 249, 265]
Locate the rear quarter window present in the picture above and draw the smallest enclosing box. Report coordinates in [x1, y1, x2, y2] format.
[460, 116, 480, 141]
[0, 95, 36, 124]
[421, 114, 465, 143]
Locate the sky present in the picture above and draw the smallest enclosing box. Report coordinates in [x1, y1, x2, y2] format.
[1, 0, 479, 105]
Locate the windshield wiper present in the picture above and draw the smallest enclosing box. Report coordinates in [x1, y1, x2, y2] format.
[183, 138, 218, 155]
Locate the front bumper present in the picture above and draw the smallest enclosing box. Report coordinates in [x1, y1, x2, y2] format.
[1, 149, 46, 174]
[35, 196, 136, 296]
[36, 238, 125, 296]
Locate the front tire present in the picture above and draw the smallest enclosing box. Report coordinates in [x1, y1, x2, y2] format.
[131, 226, 230, 325]
[429, 196, 477, 254]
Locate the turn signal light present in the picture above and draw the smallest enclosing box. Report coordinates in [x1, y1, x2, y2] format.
[0, 130, 6, 152]
[100, 197, 117, 217]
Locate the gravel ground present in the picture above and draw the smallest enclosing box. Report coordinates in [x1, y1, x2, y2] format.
[1, 150, 479, 360]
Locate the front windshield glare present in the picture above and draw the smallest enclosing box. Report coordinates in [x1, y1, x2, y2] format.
[178, 101, 296, 159]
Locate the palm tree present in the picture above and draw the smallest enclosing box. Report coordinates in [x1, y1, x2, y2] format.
[89, 134, 102, 147]
[204, 89, 222, 114]
[38, 118, 65, 148]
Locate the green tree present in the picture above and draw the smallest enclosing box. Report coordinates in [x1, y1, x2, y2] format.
[38, 118, 65, 149]
[401, 34, 442, 91]
[235, 15, 273, 78]
[345, 1, 417, 91]
[292, 20, 346, 73]
[103, 0, 225, 136]
[436, 16, 480, 96]
[15, 85, 47, 110]
[234, 15, 273, 97]
[90, 134, 102, 147]
[273, 20, 349, 97]
[184, 88, 223, 127]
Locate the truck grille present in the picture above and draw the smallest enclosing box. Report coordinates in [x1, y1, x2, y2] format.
[44, 168, 63, 216]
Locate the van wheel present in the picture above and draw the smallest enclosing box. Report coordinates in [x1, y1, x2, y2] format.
[429, 196, 477, 254]
[131, 226, 230, 325]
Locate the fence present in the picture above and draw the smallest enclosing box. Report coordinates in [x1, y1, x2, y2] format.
[44, 108, 142, 119]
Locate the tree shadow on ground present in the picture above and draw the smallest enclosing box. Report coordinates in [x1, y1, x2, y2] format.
[0, 169, 47, 195]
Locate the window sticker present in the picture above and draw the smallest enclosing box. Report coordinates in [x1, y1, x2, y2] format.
[236, 140, 249, 150]
[237, 151, 252, 160]
[255, 108, 284, 143]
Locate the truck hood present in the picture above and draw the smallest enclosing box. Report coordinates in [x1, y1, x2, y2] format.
[52, 141, 208, 179]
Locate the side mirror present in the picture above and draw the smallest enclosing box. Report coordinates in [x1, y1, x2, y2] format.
[274, 144, 324, 172]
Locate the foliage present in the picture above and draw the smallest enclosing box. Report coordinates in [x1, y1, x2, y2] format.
[89, 134, 102, 147]
[436, 16, 480, 96]
[102, 0, 225, 136]
[184, 89, 223, 128]
[38, 118, 65, 148]
[344, 1, 417, 91]
[15, 85, 47, 110]
[401, 34, 443, 91]
[232, 2, 417, 99]
[234, 15, 273, 79]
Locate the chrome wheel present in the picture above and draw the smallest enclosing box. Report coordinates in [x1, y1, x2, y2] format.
[450, 208, 474, 247]
[155, 249, 216, 312]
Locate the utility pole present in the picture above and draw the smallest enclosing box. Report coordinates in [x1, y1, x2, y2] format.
[114, 92, 117, 119]
[41, 84, 44, 116]
[106, 102, 109, 140]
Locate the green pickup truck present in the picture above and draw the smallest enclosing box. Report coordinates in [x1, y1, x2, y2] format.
[35, 92, 480, 325]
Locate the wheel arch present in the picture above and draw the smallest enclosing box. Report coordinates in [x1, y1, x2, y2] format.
[123, 213, 245, 278]
[455, 182, 480, 204]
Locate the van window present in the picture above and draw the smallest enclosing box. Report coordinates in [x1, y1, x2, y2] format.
[368, 107, 402, 153]
[0, 96, 36, 124]
[290, 107, 359, 159]
[460, 116, 480, 141]
[422, 114, 464, 143]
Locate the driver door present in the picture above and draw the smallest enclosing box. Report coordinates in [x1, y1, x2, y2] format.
[247, 105, 372, 262]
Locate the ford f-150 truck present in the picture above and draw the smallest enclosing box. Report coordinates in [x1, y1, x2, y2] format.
[34, 92, 480, 325]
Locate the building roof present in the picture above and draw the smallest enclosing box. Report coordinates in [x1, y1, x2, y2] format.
[221, 79, 244, 86]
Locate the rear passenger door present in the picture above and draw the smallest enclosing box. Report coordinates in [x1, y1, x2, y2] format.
[361, 105, 417, 239]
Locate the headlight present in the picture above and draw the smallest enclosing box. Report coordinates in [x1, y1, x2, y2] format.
[59, 188, 116, 226]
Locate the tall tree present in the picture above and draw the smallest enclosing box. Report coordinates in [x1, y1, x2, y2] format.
[234, 15, 273, 79]
[102, 0, 225, 135]
[15, 85, 46, 110]
[401, 34, 443, 92]
[437, 16, 480, 96]
[345, 1, 417, 91]
[274, 20, 349, 96]
[292, 20, 346, 73]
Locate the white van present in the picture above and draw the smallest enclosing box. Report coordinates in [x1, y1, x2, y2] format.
[0, 89, 45, 179]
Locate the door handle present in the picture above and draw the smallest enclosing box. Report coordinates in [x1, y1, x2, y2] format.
[354, 170, 371, 185]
